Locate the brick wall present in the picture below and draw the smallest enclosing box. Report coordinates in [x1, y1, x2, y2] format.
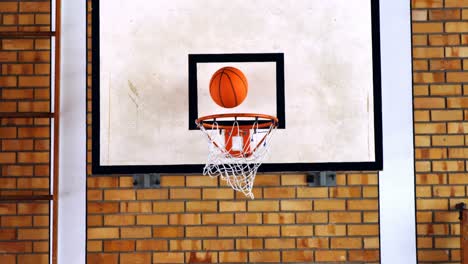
[0, 1, 52, 263]
[412, 0, 468, 263]
[85, 1, 380, 263]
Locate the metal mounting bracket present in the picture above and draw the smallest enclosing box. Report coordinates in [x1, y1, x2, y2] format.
[306, 171, 336, 187]
[455, 202, 466, 220]
[133, 173, 161, 189]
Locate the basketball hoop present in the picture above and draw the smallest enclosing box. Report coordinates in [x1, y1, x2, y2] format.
[196, 113, 278, 199]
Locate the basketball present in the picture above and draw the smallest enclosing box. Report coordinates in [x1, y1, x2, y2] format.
[209, 67, 248, 108]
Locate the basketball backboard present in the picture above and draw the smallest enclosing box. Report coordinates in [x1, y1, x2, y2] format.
[92, 0, 382, 174]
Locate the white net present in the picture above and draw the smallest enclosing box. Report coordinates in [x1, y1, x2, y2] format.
[196, 115, 277, 199]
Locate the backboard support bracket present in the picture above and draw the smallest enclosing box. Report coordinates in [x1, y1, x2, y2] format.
[306, 171, 336, 187]
[133, 173, 161, 189]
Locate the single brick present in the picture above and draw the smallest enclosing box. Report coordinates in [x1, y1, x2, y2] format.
[219, 201, 246, 212]
[416, 173, 447, 184]
[412, 23, 443, 33]
[136, 215, 167, 225]
[447, 72, 468, 83]
[416, 186, 432, 197]
[18, 76, 49, 87]
[186, 201, 217, 212]
[281, 225, 313, 237]
[330, 186, 362, 198]
[0, 2, 18, 12]
[19, 2, 50, 12]
[135, 240, 168, 251]
[413, 47, 444, 58]
[169, 214, 201, 225]
[415, 148, 447, 159]
[103, 190, 135, 201]
[413, 35, 427, 45]
[87, 177, 118, 188]
[281, 200, 312, 211]
[248, 200, 279, 211]
[414, 98, 445, 109]
[418, 250, 449, 262]
[160, 175, 185, 186]
[415, 123, 446, 134]
[297, 238, 329, 249]
[282, 251, 314, 262]
[17, 255, 48, 264]
[412, 0, 443, 8]
[88, 202, 119, 214]
[417, 199, 448, 210]
[281, 174, 307, 186]
[219, 226, 247, 237]
[87, 253, 118, 264]
[263, 212, 295, 224]
[121, 227, 152, 239]
[236, 238, 263, 250]
[432, 161, 465, 172]
[253, 174, 280, 186]
[434, 237, 460, 249]
[0, 203, 17, 215]
[2, 39, 34, 50]
[218, 252, 247, 263]
[329, 212, 362, 223]
[103, 240, 135, 252]
[315, 200, 345, 210]
[120, 253, 151, 264]
[169, 239, 202, 251]
[186, 175, 217, 187]
[202, 188, 234, 199]
[315, 250, 347, 262]
[364, 237, 380, 249]
[347, 224, 379, 236]
[296, 212, 328, 224]
[248, 226, 280, 237]
[414, 110, 430, 122]
[432, 135, 464, 146]
[235, 213, 262, 224]
[430, 85, 462, 96]
[103, 215, 135, 226]
[429, 9, 460, 20]
[446, 22, 468, 33]
[153, 252, 184, 264]
[153, 226, 184, 238]
[170, 188, 201, 200]
[297, 187, 328, 198]
[203, 239, 234, 250]
[135, 189, 168, 200]
[263, 187, 295, 198]
[185, 226, 216, 237]
[0, 229, 16, 240]
[202, 213, 234, 225]
[17, 202, 49, 215]
[249, 251, 281, 262]
[315, 225, 346, 236]
[186, 252, 216, 263]
[2, 64, 34, 75]
[87, 228, 119, 239]
[413, 72, 445, 83]
[153, 201, 184, 213]
[348, 250, 380, 262]
[430, 59, 461, 71]
[331, 237, 362, 249]
[265, 238, 296, 249]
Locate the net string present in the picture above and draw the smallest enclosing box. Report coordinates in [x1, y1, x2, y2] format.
[197, 119, 276, 199]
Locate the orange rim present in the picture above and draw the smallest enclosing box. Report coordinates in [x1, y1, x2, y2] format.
[196, 113, 279, 130]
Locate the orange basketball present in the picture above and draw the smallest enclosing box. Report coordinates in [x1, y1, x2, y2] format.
[209, 67, 248, 108]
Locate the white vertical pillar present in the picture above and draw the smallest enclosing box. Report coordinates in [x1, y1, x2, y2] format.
[379, 0, 417, 263]
[58, 0, 86, 263]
